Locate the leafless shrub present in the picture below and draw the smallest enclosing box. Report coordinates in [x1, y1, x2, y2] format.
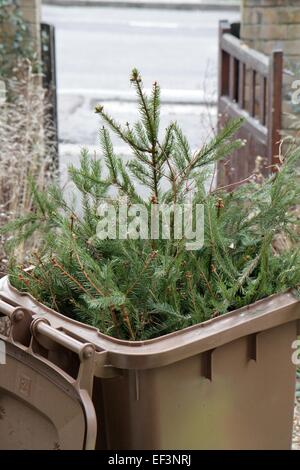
[0, 60, 57, 273]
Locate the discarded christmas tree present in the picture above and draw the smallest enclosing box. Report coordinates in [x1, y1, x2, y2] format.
[2, 69, 300, 341]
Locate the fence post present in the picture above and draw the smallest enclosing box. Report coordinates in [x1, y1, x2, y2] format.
[217, 21, 232, 188]
[218, 20, 231, 101]
[268, 50, 283, 170]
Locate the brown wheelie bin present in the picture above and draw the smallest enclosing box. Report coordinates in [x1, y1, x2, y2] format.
[0, 275, 299, 449]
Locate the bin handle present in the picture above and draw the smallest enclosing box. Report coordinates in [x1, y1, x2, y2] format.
[0, 298, 120, 379]
[0, 298, 94, 361]
[31, 317, 95, 360]
[31, 317, 121, 378]
[0, 298, 15, 318]
[0, 298, 33, 345]
[30, 317, 96, 395]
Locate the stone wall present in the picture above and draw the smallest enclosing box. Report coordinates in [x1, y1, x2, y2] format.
[241, 0, 300, 147]
[19, 0, 41, 57]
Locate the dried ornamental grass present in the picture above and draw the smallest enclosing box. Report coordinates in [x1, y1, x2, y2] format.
[0, 62, 57, 335]
[0, 62, 57, 268]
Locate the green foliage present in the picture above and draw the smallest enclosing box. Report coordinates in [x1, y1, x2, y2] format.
[2, 70, 300, 341]
[0, 0, 37, 80]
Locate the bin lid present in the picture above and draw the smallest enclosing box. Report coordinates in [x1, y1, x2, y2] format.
[0, 338, 97, 450]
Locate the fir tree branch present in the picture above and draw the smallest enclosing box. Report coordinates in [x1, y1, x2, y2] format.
[51, 257, 92, 297]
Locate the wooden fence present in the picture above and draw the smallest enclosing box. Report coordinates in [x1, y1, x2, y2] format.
[217, 20, 283, 188]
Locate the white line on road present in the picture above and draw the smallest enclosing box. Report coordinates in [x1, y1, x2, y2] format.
[58, 88, 217, 105]
[60, 143, 131, 157]
[128, 21, 179, 29]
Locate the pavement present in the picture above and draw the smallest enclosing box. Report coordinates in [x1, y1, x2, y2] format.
[43, 0, 240, 11]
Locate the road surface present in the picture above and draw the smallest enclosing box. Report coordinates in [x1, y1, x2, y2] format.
[42, 5, 238, 91]
[41, 5, 239, 172]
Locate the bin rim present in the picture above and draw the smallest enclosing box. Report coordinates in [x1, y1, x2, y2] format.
[0, 275, 300, 370]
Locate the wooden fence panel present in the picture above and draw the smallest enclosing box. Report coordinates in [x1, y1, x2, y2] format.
[217, 21, 283, 189]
